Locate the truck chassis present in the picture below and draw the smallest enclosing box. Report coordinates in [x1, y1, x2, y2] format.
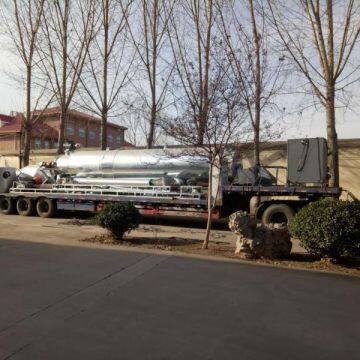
[0, 182, 341, 223]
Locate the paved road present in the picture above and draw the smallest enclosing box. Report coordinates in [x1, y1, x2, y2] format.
[0, 235, 359, 360]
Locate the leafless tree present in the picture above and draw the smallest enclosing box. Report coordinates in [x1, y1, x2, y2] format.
[267, 0, 360, 187]
[38, 0, 97, 154]
[78, 0, 135, 150]
[168, 0, 217, 146]
[218, 0, 284, 176]
[121, 112, 143, 146]
[161, 45, 250, 249]
[123, 0, 175, 148]
[0, 0, 45, 166]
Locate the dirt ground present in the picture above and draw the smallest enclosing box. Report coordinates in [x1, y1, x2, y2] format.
[81, 230, 360, 277]
[1, 214, 359, 276]
[76, 216, 359, 277]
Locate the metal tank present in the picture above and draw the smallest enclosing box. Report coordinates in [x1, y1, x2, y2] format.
[56, 148, 208, 174]
[73, 176, 177, 187]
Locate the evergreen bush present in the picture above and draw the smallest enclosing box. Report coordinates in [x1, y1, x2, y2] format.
[289, 198, 360, 259]
[95, 203, 141, 240]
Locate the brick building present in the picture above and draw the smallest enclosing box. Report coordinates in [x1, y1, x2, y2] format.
[0, 107, 130, 152]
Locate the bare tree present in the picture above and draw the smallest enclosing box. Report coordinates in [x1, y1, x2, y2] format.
[0, 0, 45, 166]
[161, 43, 249, 249]
[39, 0, 96, 154]
[168, 0, 217, 146]
[218, 0, 284, 176]
[267, 0, 360, 187]
[123, 0, 175, 148]
[78, 0, 135, 150]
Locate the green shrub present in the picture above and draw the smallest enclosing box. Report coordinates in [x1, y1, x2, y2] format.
[95, 203, 141, 240]
[289, 198, 360, 259]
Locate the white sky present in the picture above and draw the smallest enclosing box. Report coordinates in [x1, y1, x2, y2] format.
[1, 45, 360, 142]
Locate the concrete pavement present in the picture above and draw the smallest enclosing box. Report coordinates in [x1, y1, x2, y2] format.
[0, 226, 359, 359]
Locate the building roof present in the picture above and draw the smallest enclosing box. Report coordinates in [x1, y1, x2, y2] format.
[32, 107, 127, 130]
[0, 106, 128, 135]
[0, 113, 58, 138]
[122, 140, 135, 148]
[0, 113, 23, 133]
[32, 119, 59, 138]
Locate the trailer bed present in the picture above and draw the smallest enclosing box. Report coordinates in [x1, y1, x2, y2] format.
[6, 184, 208, 206]
[0, 183, 342, 220]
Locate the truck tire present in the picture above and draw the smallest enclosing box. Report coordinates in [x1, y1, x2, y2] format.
[16, 197, 35, 216]
[0, 197, 16, 215]
[36, 198, 56, 218]
[261, 204, 295, 227]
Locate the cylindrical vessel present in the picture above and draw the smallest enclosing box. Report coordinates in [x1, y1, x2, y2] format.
[73, 177, 153, 186]
[56, 149, 208, 174]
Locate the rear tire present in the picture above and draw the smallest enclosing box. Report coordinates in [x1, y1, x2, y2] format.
[262, 204, 295, 228]
[0, 197, 16, 215]
[16, 197, 35, 216]
[36, 198, 56, 218]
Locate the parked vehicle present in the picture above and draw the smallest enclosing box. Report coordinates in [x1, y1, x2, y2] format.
[0, 138, 341, 226]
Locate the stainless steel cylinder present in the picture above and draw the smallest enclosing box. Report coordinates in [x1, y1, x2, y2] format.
[56, 148, 208, 174]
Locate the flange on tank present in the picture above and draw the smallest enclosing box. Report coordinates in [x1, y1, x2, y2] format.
[0, 168, 17, 193]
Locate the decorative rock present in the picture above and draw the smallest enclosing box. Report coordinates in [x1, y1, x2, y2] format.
[229, 211, 292, 259]
[228, 211, 256, 237]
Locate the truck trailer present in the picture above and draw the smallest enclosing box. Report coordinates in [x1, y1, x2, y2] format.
[0, 138, 341, 227]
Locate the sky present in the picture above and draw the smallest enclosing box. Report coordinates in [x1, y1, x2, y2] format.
[1, 47, 360, 143]
[1, 0, 360, 145]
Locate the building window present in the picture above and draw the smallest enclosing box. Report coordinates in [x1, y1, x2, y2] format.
[34, 138, 41, 149]
[67, 126, 74, 136]
[44, 140, 50, 149]
[89, 130, 96, 140]
[116, 135, 122, 144]
[107, 134, 113, 143]
[78, 128, 86, 138]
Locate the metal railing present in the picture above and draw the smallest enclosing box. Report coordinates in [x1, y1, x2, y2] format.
[10, 183, 204, 200]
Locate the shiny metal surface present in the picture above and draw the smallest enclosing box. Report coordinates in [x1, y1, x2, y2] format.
[56, 149, 208, 174]
[73, 177, 152, 186]
[73, 176, 176, 186]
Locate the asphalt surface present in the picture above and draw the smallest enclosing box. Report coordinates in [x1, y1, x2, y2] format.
[0, 235, 359, 360]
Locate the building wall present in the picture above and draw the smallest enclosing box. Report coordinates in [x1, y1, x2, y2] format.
[0, 111, 126, 152]
[42, 114, 124, 149]
[0, 134, 20, 152]
[0, 154, 20, 167]
[1, 141, 360, 199]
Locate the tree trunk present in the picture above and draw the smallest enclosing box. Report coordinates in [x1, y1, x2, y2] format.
[253, 124, 260, 168]
[57, 1, 69, 155]
[58, 104, 66, 154]
[101, 110, 108, 150]
[146, 0, 158, 149]
[197, 114, 206, 146]
[147, 100, 156, 148]
[22, 65, 32, 167]
[203, 163, 213, 250]
[101, 0, 109, 151]
[249, 0, 261, 178]
[326, 85, 339, 187]
[22, 125, 32, 167]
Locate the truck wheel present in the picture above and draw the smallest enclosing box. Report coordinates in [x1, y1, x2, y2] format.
[262, 204, 295, 228]
[16, 197, 35, 216]
[0, 197, 16, 215]
[36, 198, 56, 218]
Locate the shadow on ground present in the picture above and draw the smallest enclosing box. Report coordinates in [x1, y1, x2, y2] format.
[56, 210, 229, 230]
